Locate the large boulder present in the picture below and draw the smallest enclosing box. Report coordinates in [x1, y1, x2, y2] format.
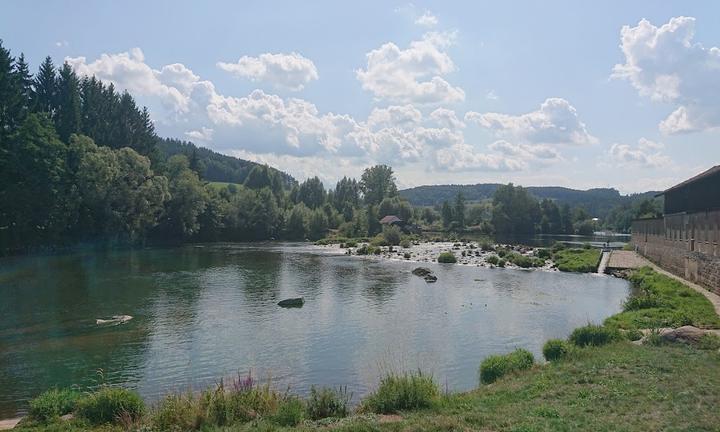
[660, 326, 706, 344]
[278, 297, 305, 308]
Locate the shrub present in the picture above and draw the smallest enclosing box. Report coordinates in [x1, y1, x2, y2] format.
[272, 397, 305, 426]
[403, 252, 411, 259]
[29, 388, 81, 422]
[479, 349, 534, 384]
[437, 252, 457, 263]
[480, 242, 495, 252]
[486, 255, 499, 265]
[362, 372, 438, 414]
[497, 259, 506, 268]
[542, 339, 570, 361]
[77, 387, 144, 425]
[400, 239, 411, 248]
[536, 248, 552, 259]
[497, 249, 508, 258]
[551, 242, 566, 252]
[569, 324, 620, 347]
[382, 225, 402, 246]
[306, 386, 350, 420]
[346, 241, 357, 248]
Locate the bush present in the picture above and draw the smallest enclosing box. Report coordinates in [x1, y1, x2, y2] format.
[479, 349, 534, 384]
[536, 248, 552, 259]
[362, 372, 439, 414]
[437, 252, 457, 263]
[29, 388, 81, 422]
[77, 387, 145, 425]
[400, 239, 411, 248]
[306, 386, 350, 420]
[569, 324, 620, 347]
[542, 339, 570, 361]
[272, 397, 305, 426]
[497, 259, 506, 268]
[486, 255, 499, 265]
[346, 241, 357, 248]
[480, 242, 495, 252]
[551, 242, 566, 252]
[382, 225, 402, 246]
[403, 252, 411, 259]
[151, 393, 202, 431]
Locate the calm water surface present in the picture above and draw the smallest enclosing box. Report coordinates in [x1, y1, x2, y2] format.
[0, 243, 630, 417]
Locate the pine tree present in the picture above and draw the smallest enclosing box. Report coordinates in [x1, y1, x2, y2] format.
[55, 63, 82, 141]
[0, 40, 25, 141]
[14, 53, 34, 122]
[33, 56, 57, 117]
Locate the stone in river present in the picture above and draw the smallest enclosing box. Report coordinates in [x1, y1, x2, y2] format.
[278, 297, 305, 308]
[412, 267, 433, 277]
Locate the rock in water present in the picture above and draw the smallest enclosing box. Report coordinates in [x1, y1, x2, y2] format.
[424, 274, 438, 283]
[278, 297, 305, 308]
[96, 315, 133, 325]
[411, 267, 433, 277]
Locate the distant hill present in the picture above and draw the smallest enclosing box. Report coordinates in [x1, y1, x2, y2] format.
[400, 184, 659, 218]
[157, 138, 297, 189]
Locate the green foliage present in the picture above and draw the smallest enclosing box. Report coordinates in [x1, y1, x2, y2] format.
[306, 386, 350, 420]
[605, 267, 720, 330]
[486, 255, 499, 265]
[497, 259, 506, 267]
[536, 248, 552, 259]
[360, 165, 398, 206]
[479, 349, 534, 384]
[382, 225, 402, 246]
[697, 334, 720, 351]
[437, 252, 457, 263]
[362, 372, 439, 414]
[553, 248, 601, 273]
[28, 388, 81, 422]
[400, 239, 411, 248]
[492, 183, 541, 236]
[624, 329, 644, 341]
[76, 387, 144, 425]
[542, 339, 570, 361]
[569, 324, 620, 347]
[272, 397, 305, 426]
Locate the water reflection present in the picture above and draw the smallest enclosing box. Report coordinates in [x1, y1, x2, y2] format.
[0, 243, 629, 418]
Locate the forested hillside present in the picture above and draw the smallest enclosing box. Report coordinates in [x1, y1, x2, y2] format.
[401, 184, 660, 220]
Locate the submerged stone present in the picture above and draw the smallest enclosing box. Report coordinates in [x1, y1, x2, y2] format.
[412, 267, 433, 277]
[278, 297, 305, 308]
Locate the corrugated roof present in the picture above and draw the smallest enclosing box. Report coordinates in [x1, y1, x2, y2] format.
[657, 165, 720, 196]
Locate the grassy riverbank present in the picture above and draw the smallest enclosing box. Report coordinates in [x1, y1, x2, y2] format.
[13, 267, 720, 432]
[553, 247, 602, 273]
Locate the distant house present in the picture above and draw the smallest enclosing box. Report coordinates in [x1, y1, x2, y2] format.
[379, 215, 403, 226]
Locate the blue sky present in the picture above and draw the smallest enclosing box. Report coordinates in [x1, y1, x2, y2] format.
[2, 0, 719, 192]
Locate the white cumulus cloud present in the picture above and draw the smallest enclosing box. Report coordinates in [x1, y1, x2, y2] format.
[612, 16, 720, 134]
[608, 138, 671, 168]
[217, 52, 318, 91]
[356, 31, 465, 105]
[465, 98, 596, 145]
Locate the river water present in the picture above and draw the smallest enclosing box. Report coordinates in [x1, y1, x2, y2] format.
[0, 243, 630, 417]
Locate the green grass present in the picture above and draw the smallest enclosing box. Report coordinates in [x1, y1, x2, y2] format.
[75, 387, 144, 425]
[479, 349, 534, 384]
[28, 388, 81, 422]
[361, 372, 439, 414]
[605, 266, 720, 330]
[553, 248, 601, 273]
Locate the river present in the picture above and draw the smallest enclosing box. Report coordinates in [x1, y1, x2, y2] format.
[0, 242, 630, 417]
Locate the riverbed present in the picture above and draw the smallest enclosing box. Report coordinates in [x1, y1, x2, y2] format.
[0, 243, 630, 418]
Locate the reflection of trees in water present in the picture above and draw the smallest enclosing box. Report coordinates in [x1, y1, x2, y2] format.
[0, 251, 154, 417]
[359, 261, 410, 306]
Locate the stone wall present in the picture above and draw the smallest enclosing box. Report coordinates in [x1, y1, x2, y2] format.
[632, 211, 720, 293]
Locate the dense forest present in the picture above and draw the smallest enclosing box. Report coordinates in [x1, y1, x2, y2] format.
[0, 41, 662, 256]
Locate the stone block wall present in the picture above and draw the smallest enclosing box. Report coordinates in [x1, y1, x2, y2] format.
[632, 211, 720, 294]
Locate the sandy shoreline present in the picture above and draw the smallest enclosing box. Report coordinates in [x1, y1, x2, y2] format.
[314, 241, 559, 271]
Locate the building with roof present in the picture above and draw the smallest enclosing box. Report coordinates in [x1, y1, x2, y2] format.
[379, 215, 403, 226]
[632, 165, 720, 292]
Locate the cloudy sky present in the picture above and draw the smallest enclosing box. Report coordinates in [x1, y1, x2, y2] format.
[2, 1, 719, 192]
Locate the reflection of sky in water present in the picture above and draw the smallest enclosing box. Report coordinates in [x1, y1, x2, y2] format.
[0, 243, 630, 417]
